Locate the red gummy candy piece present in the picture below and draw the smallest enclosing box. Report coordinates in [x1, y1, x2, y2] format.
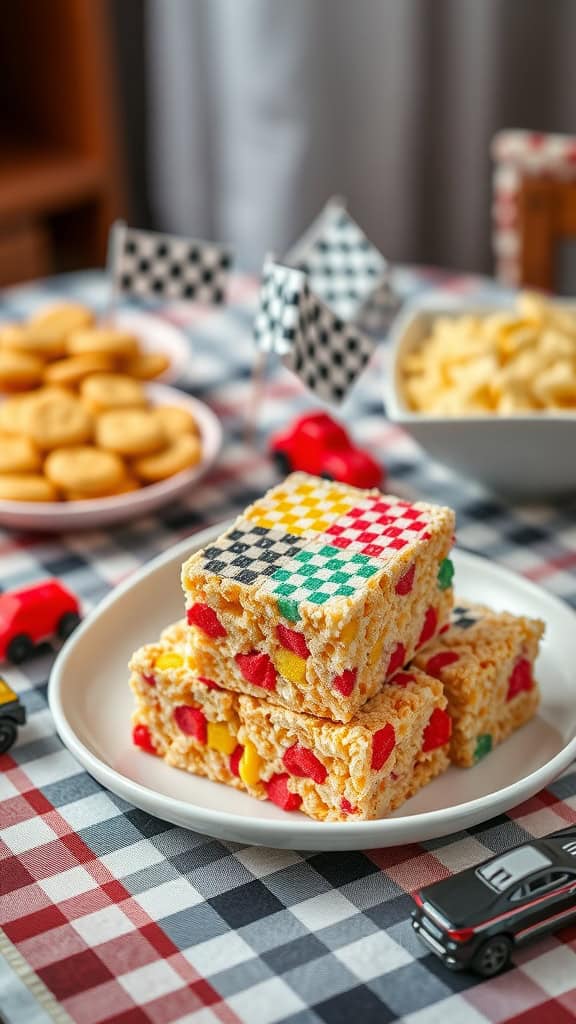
[422, 708, 452, 751]
[187, 603, 227, 638]
[439, 624, 450, 634]
[283, 743, 327, 784]
[266, 773, 302, 811]
[235, 651, 277, 691]
[198, 676, 222, 691]
[391, 671, 416, 687]
[418, 607, 438, 647]
[340, 798, 358, 815]
[142, 673, 156, 687]
[507, 657, 533, 700]
[132, 724, 156, 754]
[395, 564, 415, 595]
[332, 668, 357, 696]
[386, 642, 406, 678]
[371, 723, 396, 770]
[229, 744, 244, 777]
[174, 705, 207, 744]
[425, 651, 460, 676]
[276, 624, 310, 659]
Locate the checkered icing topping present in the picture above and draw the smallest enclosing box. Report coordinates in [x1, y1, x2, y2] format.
[201, 522, 303, 586]
[246, 474, 355, 536]
[199, 478, 435, 618]
[323, 496, 431, 556]
[263, 541, 380, 608]
[450, 603, 483, 630]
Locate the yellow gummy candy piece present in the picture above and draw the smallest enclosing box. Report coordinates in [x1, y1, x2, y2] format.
[155, 651, 183, 670]
[369, 637, 384, 667]
[239, 740, 262, 786]
[341, 620, 358, 645]
[207, 722, 237, 755]
[275, 648, 307, 684]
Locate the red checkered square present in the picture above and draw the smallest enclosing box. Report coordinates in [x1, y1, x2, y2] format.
[323, 496, 430, 558]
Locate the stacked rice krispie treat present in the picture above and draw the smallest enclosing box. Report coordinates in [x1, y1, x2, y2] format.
[130, 622, 452, 821]
[129, 472, 545, 822]
[413, 600, 544, 767]
[180, 473, 456, 721]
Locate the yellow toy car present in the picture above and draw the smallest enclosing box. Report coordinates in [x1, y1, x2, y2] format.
[0, 677, 26, 754]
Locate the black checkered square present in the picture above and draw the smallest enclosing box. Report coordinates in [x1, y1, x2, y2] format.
[282, 287, 375, 404]
[287, 199, 398, 331]
[253, 256, 305, 353]
[202, 521, 304, 586]
[109, 221, 231, 304]
[450, 604, 481, 630]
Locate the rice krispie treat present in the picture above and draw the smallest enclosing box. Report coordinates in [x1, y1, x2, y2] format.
[130, 622, 452, 822]
[181, 473, 455, 722]
[412, 599, 544, 767]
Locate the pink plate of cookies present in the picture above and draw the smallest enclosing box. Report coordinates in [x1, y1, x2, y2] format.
[49, 477, 576, 850]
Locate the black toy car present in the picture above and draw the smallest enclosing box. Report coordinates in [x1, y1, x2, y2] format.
[0, 676, 26, 754]
[412, 826, 576, 977]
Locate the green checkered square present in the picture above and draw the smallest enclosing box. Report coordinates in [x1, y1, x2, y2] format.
[269, 541, 381, 613]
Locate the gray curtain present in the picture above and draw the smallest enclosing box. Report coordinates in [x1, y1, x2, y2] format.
[147, 0, 576, 274]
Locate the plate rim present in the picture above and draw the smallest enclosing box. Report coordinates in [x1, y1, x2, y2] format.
[0, 384, 222, 524]
[48, 524, 576, 843]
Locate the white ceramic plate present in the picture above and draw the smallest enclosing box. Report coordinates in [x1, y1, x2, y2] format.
[0, 385, 222, 531]
[49, 525, 576, 850]
[110, 309, 190, 384]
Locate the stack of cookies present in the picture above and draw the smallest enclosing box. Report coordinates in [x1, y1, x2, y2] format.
[129, 472, 544, 821]
[0, 302, 202, 502]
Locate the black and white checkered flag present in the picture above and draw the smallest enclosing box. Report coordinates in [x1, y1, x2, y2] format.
[286, 197, 398, 332]
[108, 222, 232, 305]
[254, 257, 375, 404]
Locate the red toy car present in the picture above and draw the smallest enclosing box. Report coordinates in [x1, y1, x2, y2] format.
[0, 580, 81, 663]
[269, 411, 383, 488]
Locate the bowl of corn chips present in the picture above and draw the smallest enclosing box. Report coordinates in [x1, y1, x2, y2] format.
[385, 292, 576, 497]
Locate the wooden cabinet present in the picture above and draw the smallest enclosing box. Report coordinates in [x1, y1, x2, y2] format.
[0, 0, 126, 285]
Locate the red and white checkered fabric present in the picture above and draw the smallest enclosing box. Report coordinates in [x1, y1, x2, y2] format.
[1, 269, 576, 1024]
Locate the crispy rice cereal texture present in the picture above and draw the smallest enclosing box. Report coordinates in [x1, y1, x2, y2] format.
[181, 473, 455, 722]
[413, 599, 544, 767]
[129, 622, 451, 822]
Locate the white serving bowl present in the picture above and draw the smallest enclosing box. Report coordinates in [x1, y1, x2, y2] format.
[384, 303, 576, 498]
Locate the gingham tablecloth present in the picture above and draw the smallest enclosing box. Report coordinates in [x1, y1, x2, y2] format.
[1, 269, 576, 1024]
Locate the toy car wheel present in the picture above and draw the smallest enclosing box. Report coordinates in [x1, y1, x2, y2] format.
[57, 611, 81, 640]
[272, 451, 291, 475]
[320, 472, 334, 482]
[6, 633, 34, 664]
[472, 935, 512, 977]
[0, 718, 17, 754]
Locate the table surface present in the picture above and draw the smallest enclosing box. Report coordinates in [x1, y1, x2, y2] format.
[1, 268, 576, 1024]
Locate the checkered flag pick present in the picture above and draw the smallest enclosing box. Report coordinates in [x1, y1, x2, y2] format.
[254, 258, 375, 404]
[108, 222, 232, 304]
[286, 197, 398, 332]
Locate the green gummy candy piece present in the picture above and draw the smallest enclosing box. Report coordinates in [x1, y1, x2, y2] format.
[474, 733, 493, 761]
[437, 558, 454, 591]
[277, 596, 300, 621]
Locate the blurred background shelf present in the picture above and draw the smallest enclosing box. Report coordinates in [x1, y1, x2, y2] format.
[0, 0, 126, 286]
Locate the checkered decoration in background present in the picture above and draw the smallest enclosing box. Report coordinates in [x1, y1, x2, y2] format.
[3, 267, 576, 1024]
[253, 257, 305, 354]
[281, 290, 375, 404]
[254, 256, 375, 404]
[109, 222, 232, 304]
[286, 197, 399, 333]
